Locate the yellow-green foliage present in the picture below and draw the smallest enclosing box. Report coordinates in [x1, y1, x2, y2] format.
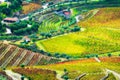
[36, 58, 105, 79]
[13, 68, 57, 80]
[80, 74, 105, 80]
[37, 27, 120, 56]
[78, 7, 120, 28]
[106, 73, 116, 80]
[0, 2, 7, 7]
[11, 57, 120, 80]
[34, 57, 120, 79]
[36, 7, 120, 57]
[103, 63, 120, 73]
[38, 14, 68, 33]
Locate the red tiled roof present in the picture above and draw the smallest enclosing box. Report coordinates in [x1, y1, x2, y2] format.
[64, 11, 70, 15]
[4, 17, 18, 21]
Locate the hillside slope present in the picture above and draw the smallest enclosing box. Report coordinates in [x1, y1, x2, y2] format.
[0, 42, 58, 68]
[37, 7, 120, 57]
[78, 7, 120, 28]
[12, 57, 120, 80]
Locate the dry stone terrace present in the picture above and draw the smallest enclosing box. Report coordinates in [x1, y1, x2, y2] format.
[0, 42, 59, 68]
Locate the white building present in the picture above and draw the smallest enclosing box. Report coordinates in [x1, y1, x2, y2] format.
[0, 0, 5, 2]
[6, 28, 12, 34]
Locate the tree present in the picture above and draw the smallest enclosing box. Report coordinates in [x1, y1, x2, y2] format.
[85, 0, 87, 4]
[28, 77, 31, 80]
[71, 26, 80, 32]
[64, 69, 67, 72]
[63, 69, 69, 80]
[119, 54, 120, 56]
[2, 67, 6, 70]
[63, 75, 69, 80]
[20, 64, 25, 68]
[66, 56, 70, 59]
[54, 53, 60, 58]
[96, 55, 99, 58]
[40, 32, 46, 37]
[86, 55, 90, 58]
[60, 54, 67, 58]
[47, 52, 52, 56]
[21, 74, 25, 80]
[0, 22, 6, 33]
[45, 33, 52, 38]
[108, 53, 112, 57]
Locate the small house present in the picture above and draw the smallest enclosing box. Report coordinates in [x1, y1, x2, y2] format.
[63, 11, 71, 19]
[6, 28, 12, 34]
[54, 9, 71, 19]
[2, 17, 19, 25]
[22, 36, 31, 43]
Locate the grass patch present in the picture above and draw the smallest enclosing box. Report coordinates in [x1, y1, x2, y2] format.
[106, 73, 116, 80]
[37, 27, 120, 57]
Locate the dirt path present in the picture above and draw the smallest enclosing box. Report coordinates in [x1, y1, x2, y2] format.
[105, 27, 120, 31]
[106, 69, 120, 80]
[94, 57, 101, 62]
[5, 70, 28, 80]
[56, 71, 64, 80]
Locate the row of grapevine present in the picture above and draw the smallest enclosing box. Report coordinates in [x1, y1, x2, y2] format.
[0, 43, 59, 68]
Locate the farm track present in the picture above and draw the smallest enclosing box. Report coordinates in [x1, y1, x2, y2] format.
[94, 57, 101, 62]
[56, 72, 64, 80]
[106, 69, 120, 80]
[5, 70, 28, 80]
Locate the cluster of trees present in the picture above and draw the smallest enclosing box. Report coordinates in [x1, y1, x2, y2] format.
[0, 36, 22, 40]
[18, 43, 47, 54]
[0, 0, 22, 34]
[40, 25, 80, 38]
[0, 23, 6, 33]
[0, 0, 22, 16]
[85, 53, 120, 58]
[62, 69, 69, 80]
[54, 53, 70, 59]
[9, 21, 39, 35]
[0, 3, 10, 17]
[105, 0, 120, 3]
[39, 18, 79, 39]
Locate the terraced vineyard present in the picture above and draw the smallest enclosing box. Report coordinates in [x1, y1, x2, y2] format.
[0, 1, 120, 80]
[12, 68, 57, 80]
[33, 12, 68, 33]
[78, 7, 120, 28]
[11, 57, 120, 80]
[37, 7, 120, 57]
[0, 42, 59, 68]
